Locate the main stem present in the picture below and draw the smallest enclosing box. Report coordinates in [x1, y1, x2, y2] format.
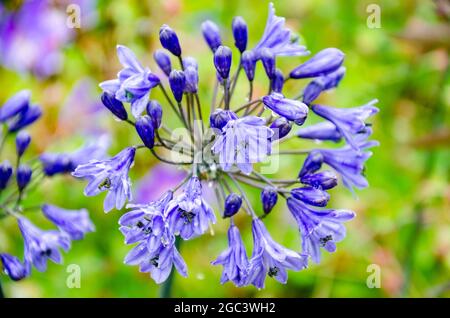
[159, 237, 182, 298]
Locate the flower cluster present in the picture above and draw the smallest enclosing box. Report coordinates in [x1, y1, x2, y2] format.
[0, 90, 104, 281]
[78, 2, 378, 288]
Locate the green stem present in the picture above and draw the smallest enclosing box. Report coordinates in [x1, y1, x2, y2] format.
[159, 237, 182, 298]
[0, 279, 4, 298]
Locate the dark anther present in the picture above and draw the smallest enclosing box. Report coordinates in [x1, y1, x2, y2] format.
[268, 266, 279, 277]
[319, 235, 333, 246]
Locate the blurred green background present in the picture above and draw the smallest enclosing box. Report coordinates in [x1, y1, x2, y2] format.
[0, 0, 449, 297]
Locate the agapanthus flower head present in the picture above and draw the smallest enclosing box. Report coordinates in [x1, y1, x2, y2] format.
[159, 24, 182, 57]
[212, 116, 273, 174]
[15, 131, 31, 157]
[72, 147, 136, 212]
[0, 90, 30, 122]
[202, 20, 222, 52]
[311, 99, 379, 150]
[99, 45, 160, 118]
[262, 93, 309, 125]
[214, 46, 232, 79]
[287, 197, 355, 263]
[290, 48, 344, 79]
[0, 253, 28, 281]
[42, 204, 95, 240]
[253, 3, 308, 58]
[232, 17, 248, 53]
[153, 49, 172, 77]
[18, 217, 71, 272]
[88, 2, 379, 289]
[212, 224, 249, 287]
[0, 160, 13, 190]
[241, 50, 256, 81]
[247, 219, 308, 288]
[165, 176, 216, 240]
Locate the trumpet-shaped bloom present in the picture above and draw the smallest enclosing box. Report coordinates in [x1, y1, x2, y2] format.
[212, 116, 274, 174]
[253, 3, 308, 58]
[247, 219, 308, 288]
[212, 225, 249, 287]
[287, 197, 355, 263]
[72, 147, 136, 212]
[100, 45, 160, 118]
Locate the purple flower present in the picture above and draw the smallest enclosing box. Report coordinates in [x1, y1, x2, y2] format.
[135, 115, 155, 149]
[270, 117, 292, 140]
[72, 147, 136, 212]
[290, 48, 344, 79]
[0, 160, 13, 190]
[318, 133, 378, 190]
[153, 49, 172, 77]
[16, 131, 31, 157]
[252, 3, 308, 59]
[261, 187, 278, 214]
[119, 191, 173, 245]
[272, 69, 284, 93]
[42, 204, 95, 240]
[159, 24, 182, 57]
[212, 116, 274, 174]
[287, 197, 355, 263]
[8, 104, 42, 133]
[211, 224, 249, 287]
[18, 217, 71, 272]
[300, 170, 338, 190]
[101, 92, 128, 121]
[311, 99, 379, 150]
[298, 150, 323, 178]
[16, 164, 32, 191]
[247, 219, 308, 288]
[0, 0, 73, 78]
[261, 48, 276, 79]
[0, 253, 29, 281]
[169, 70, 186, 103]
[241, 50, 256, 81]
[291, 186, 330, 207]
[100, 45, 160, 118]
[165, 177, 216, 240]
[223, 194, 243, 218]
[126, 240, 187, 284]
[0, 90, 30, 122]
[184, 66, 199, 93]
[297, 121, 342, 142]
[209, 109, 238, 131]
[232, 17, 248, 53]
[202, 20, 222, 52]
[303, 66, 346, 104]
[146, 100, 163, 129]
[262, 93, 309, 125]
[214, 46, 232, 79]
